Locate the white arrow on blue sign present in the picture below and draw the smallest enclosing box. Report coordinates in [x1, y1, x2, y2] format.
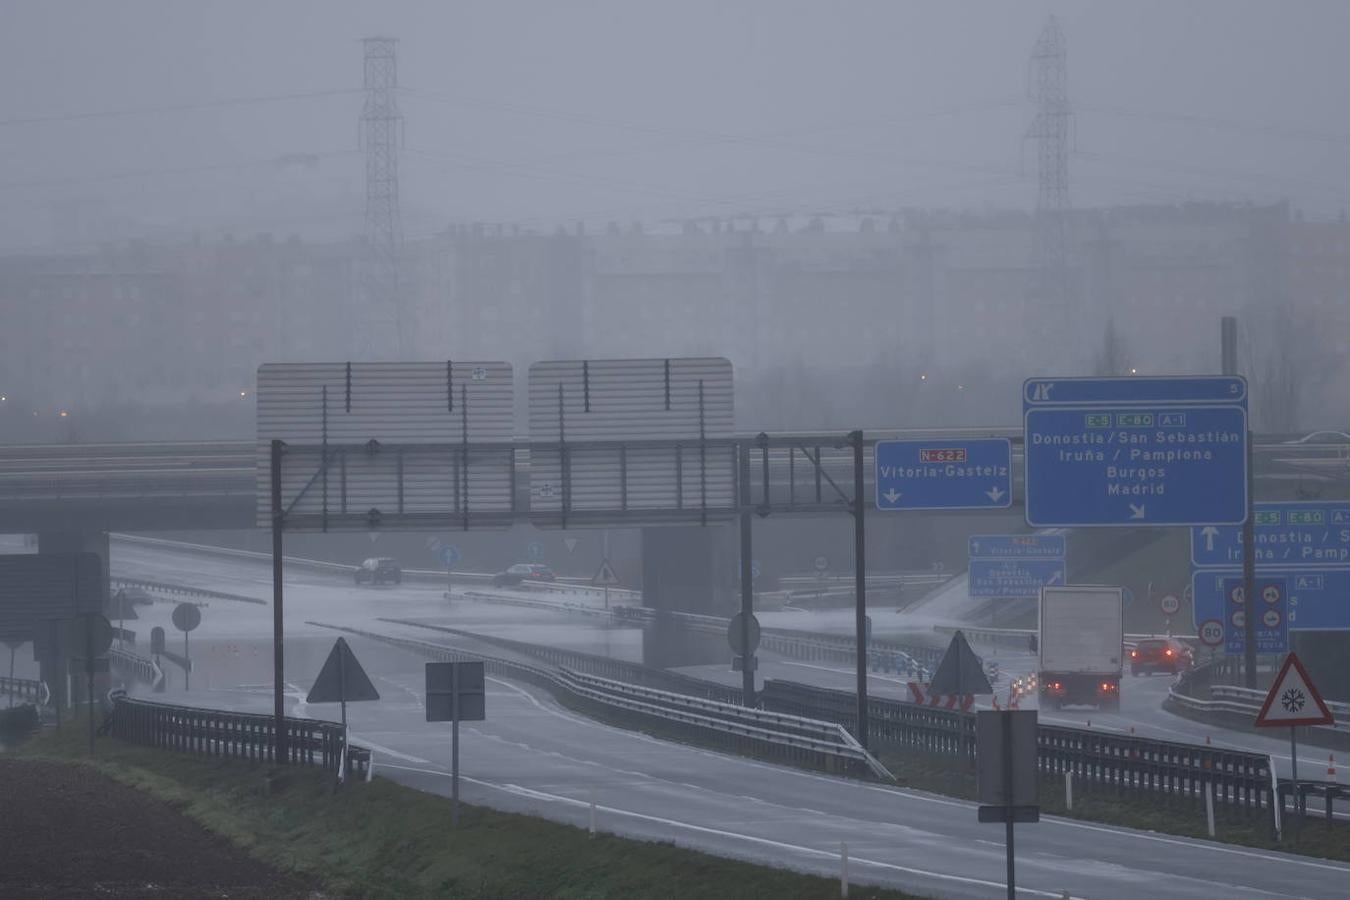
[874, 439, 1012, 511]
[1191, 501, 1350, 568]
[1023, 376, 1248, 527]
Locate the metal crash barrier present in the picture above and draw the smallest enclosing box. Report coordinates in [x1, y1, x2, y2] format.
[314, 621, 890, 780]
[106, 694, 368, 779]
[761, 679, 1282, 823]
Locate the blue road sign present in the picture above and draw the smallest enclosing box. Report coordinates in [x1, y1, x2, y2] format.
[1191, 501, 1350, 568]
[874, 439, 1012, 511]
[737, 559, 761, 581]
[969, 558, 1065, 598]
[441, 545, 461, 569]
[1192, 569, 1347, 632]
[526, 541, 544, 562]
[968, 534, 1066, 559]
[1023, 376, 1248, 527]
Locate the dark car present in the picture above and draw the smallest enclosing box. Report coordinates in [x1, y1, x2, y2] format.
[1129, 638, 1192, 676]
[354, 557, 402, 585]
[492, 563, 556, 587]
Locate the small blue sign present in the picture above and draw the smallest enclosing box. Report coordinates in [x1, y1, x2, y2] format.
[969, 558, 1065, 598]
[1023, 376, 1248, 527]
[1191, 501, 1350, 568]
[526, 541, 544, 562]
[968, 534, 1066, 559]
[874, 439, 1012, 511]
[1212, 576, 1289, 655]
[737, 559, 761, 581]
[1192, 569, 1346, 631]
[442, 545, 461, 569]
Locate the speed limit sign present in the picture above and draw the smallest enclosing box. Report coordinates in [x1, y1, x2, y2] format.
[1160, 594, 1180, 616]
[1198, 619, 1223, 647]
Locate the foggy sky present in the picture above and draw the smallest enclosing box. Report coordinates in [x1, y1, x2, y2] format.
[2, 1, 1349, 251]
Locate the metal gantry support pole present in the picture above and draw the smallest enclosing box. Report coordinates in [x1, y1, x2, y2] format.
[851, 430, 869, 748]
[1242, 430, 1257, 688]
[739, 443, 755, 704]
[271, 439, 288, 763]
[1223, 315, 1258, 689]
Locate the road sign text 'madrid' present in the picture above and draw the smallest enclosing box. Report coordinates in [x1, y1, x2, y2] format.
[1023, 376, 1248, 527]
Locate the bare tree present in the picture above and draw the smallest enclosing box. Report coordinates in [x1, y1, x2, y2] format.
[1092, 317, 1128, 376]
[1244, 313, 1312, 434]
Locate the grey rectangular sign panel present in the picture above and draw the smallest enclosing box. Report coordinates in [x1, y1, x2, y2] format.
[528, 357, 736, 527]
[425, 660, 486, 722]
[256, 362, 515, 530]
[976, 709, 1039, 810]
[0, 553, 104, 641]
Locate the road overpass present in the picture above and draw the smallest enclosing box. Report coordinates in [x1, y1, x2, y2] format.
[2, 430, 1345, 533]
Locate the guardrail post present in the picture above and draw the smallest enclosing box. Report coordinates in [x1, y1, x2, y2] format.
[840, 842, 849, 898]
[1205, 782, 1216, 837]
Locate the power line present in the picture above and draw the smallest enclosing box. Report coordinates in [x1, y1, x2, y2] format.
[1077, 102, 1350, 149]
[0, 151, 358, 193]
[0, 88, 362, 129]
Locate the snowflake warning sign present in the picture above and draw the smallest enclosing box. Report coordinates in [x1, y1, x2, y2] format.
[1254, 652, 1334, 728]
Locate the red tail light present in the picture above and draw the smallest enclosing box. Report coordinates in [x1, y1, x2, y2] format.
[1130, 650, 1138, 658]
[1164, 648, 1174, 657]
[1099, 682, 1117, 692]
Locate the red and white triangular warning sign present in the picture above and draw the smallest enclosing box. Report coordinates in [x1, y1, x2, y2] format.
[592, 559, 620, 586]
[1255, 652, 1334, 728]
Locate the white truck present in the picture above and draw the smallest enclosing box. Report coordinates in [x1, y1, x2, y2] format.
[1038, 585, 1124, 711]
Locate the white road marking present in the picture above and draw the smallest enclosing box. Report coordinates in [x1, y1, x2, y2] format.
[379, 763, 1082, 899]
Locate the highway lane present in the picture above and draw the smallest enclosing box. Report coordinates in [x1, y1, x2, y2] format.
[143, 628, 1350, 900]
[111, 536, 1346, 780]
[108, 538, 1350, 897]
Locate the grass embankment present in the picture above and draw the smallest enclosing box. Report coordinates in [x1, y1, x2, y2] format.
[18, 728, 918, 900]
[877, 749, 1350, 862]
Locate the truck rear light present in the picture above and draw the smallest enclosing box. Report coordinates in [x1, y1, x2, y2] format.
[1098, 681, 1117, 692]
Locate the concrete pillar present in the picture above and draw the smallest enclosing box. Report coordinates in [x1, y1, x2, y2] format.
[37, 532, 111, 711]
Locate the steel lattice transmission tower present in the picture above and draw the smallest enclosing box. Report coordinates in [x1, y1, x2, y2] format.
[1026, 16, 1072, 305]
[359, 36, 403, 358]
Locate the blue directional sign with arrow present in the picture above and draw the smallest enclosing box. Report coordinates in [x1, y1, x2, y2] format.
[969, 558, 1066, 598]
[1191, 501, 1350, 568]
[968, 534, 1066, 559]
[874, 438, 1012, 511]
[1023, 376, 1248, 527]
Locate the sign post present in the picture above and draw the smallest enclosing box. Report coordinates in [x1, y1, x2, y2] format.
[592, 558, 620, 609]
[1255, 653, 1334, 833]
[976, 709, 1039, 899]
[171, 602, 202, 691]
[426, 660, 486, 827]
[67, 613, 112, 755]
